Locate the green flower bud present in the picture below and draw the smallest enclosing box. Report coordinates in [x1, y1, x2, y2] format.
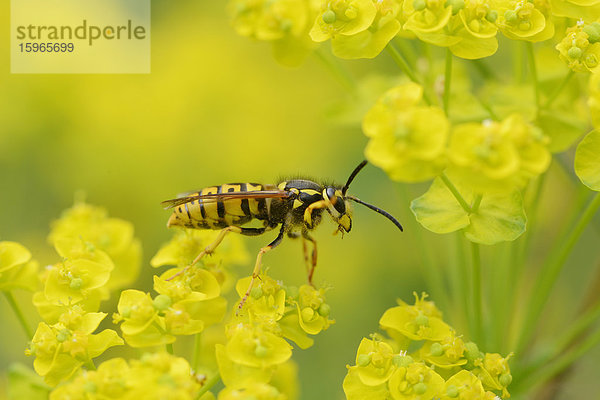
[153, 294, 172, 311]
[280, 19, 292, 33]
[393, 354, 414, 367]
[519, 20, 531, 31]
[69, 277, 83, 290]
[318, 303, 331, 317]
[500, 372, 513, 386]
[446, 0, 464, 14]
[446, 384, 459, 398]
[430, 342, 444, 357]
[486, 9, 498, 22]
[250, 286, 263, 299]
[413, 382, 427, 395]
[322, 10, 336, 24]
[301, 307, 315, 321]
[504, 10, 518, 24]
[415, 312, 429, 326]
[464, 342, 481, 360]
[585, 53, 599, 68]
[568, 46, 583, 59]
[121, 306, 131, 318]
[357, 353, 372, 367]
[345, 6, 358, 19]
[584, 24, 600, 43]
[56, 330, 70, 342]
[413, 0, 427, 11]
[84, 381, 97, 393]
[255, 343, 269, 358]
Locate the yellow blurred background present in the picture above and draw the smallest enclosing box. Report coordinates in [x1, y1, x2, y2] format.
[0, 2, 425, 399]
[3, 1, 600, 399]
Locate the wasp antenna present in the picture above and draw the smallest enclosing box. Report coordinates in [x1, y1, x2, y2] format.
[342, 160, 368, 195]
[347, 196, 403, 232]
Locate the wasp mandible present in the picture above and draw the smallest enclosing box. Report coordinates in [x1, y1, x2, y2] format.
[162, 160, 403, 308]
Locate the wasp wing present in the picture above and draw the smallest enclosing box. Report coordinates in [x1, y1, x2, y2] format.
[161, 190, 292, 210]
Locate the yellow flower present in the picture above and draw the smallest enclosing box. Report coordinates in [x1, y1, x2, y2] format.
[388, 361, 445, 400]
[380, 293, 452, 342]
[556, 22, 600, 73]
[48, 201, 141, 291]
[364, 83, 449, 182]
[310, 0, 378, 41]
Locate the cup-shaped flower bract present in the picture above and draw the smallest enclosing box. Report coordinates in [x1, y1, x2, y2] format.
[0, 241, 39, 292]
[363, 82, 449, 182]
[48, 201, 141, 291]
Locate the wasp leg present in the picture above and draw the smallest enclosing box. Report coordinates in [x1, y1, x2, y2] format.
[302, 230, 318, 285]
[303, 200, 329, 228]
[238, 224, 287, 311]
[167, 226, 267, 281]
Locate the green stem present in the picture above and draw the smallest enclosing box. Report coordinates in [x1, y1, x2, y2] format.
[3, 291, 33, 338]
[398, 185, 450, 311]
[542, 70, 575, 110]
[314, 47, 358, 95]
[386, 43, 432, 105]
[470, 241, 482, 344]
[519, 299, 600, 383]
[196, 372, 221, 399]
[526, 42, 540, 109]
[193, 333, 202, 371]
[84, 358, 97, 371]
[516, 192, 600, 355]
[440, 173, 472, 213]
[514, 325, 600, 393]
[166, 342, 174, 355]
[443, 49, 452, 116]
[454, 233, 470, 333]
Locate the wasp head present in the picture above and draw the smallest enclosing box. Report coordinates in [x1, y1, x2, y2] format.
[323, 186, 352, 233]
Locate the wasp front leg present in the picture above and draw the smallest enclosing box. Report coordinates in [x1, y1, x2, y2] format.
[303, 200, 328, 228]
[168, 226, 267, 281]
[238, 224, 287, 311]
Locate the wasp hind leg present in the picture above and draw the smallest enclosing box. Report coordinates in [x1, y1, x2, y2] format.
[167, 226, 267, 281]
[238, 224, 287, 311]
[302, 230, 318, 285]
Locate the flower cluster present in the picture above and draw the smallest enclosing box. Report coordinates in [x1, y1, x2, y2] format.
[228, 0, 568, 62]
[48, 352, 207, 400]
[216, 273, 334, 398]
[228, 0, 319, 66]
[343, 293, 512, 399]
[26, 201, 141, 385]
[557, 21, 600, 73]
[363, 82, 550, 244]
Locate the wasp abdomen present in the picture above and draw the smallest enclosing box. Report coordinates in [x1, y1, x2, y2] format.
[167, 183, 275, 230]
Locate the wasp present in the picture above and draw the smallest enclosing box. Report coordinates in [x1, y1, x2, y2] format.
[162, 160, 403, 308]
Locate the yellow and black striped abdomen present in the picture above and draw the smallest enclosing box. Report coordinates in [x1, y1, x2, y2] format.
[167, 183, 272, 230]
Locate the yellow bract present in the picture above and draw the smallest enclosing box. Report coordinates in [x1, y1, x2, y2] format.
[364, 83, 449, 182]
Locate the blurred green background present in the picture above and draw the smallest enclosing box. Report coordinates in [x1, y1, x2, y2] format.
[0, 2, 423, 399]
[2, 2, 600, 399]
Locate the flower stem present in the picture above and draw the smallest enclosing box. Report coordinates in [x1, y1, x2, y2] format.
[84, 358, 97, 371]
[516, 192, 600, 355]
[526, 42, 540, 109]
[470, 241, 482, 343]
[386, 43, 432, 105]
[440, 173, 472, 213]
[443, 49, 452, 116]
[314, 47, 358, 95]
[193, 333, 202, 371]
[196, 372, 221, 399]
[3, 291, 33, 338]
[542, 70, 575, 110]
[166, 342, 174, 355]
[399, 185, 450, 311]
[514, 324, 600, 393]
